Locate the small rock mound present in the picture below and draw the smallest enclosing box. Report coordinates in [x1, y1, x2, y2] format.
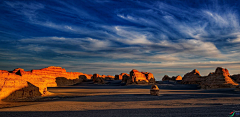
[150, 85, 159, 96]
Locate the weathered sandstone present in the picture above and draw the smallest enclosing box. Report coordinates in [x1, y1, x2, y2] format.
[121, 69, 155, 84]
[201, 67, 238, 89]
[172, 75, 182, 81]
[181, 67, 238, 89]
[181, 69, 203, 84]
[150, 85, 159, 96]
[0, 66, 89, 100]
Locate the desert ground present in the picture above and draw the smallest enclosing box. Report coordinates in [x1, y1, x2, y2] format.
[0, 81, 240, 117]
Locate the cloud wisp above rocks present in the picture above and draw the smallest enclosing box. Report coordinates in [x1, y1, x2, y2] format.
[1, 0, 240, 79]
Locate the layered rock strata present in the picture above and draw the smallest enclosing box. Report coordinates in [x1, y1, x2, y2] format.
[0, 66, 91, 100]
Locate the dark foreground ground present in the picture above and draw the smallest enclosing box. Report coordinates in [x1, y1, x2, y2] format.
[0, 81, 240, 117]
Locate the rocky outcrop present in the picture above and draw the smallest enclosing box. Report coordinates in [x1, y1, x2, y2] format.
[172, 75, 182, 81]
[55, 77, 83, 86]
[2, 82, 42, 101]
[115, 73, 130, 82]
[129, 69, 147, 84]
[79, 74, 93, 81]
[0, 66, 88, 101]
[180, 67, 238, 89]
[181, 69, 204, 84]
[150, 85, 159, 96]
[201, 67, 238, 89]
[121, 69, 155, 84]
[92, 74, 105, 84]
[105, 75, 115, 80]
[162, 75, 171, 81]
[162, 75, 182, 81]
[231, 74, 240, 83]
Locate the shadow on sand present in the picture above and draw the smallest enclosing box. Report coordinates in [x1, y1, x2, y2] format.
[0, 104, 239, 117]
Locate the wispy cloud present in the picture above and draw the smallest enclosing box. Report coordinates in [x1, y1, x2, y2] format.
[1, 0, 240, 79]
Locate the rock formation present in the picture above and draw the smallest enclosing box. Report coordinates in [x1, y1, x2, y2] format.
[162, 75, 171, 81]
[105, 75, 115, 80]
[201, 67, 238, 89]
[0, 66, 90, 100]
[181, 69, 203, 84]
[2, 82, 42, 101]
[180, 67, 238, 89]
[115, 73, 129, 80]
[231, 74, 240, 83]
[55, 77, 83, 86]
[172, 75, 182, 81]
[150, 85, 159, 96]
[92, 74, 105, 84]
[121, 69, 155, 84]
[162, 75, 182, 81]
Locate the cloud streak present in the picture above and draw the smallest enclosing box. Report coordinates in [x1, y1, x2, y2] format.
[1, 0, 240, 79]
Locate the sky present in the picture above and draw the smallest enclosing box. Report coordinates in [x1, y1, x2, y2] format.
[1, 0, 240, 80]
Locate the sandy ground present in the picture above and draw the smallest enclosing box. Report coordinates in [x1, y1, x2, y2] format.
[1, 82, 240, 117]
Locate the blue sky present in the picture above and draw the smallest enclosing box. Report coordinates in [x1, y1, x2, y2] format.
[1, 0, 240, 80]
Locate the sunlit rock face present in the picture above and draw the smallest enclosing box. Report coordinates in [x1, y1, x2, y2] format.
[2, 82, 42, 101]
[172, 75, 182, 81]
[115, 73, 129, 81]
[181, 67, 238, 89]
[105, 75, 115, 80]
[124, 69, 155, 84]
[0, 66, 87, 100]
[201, 67, 238, 89]
[16, 66, 87, 92]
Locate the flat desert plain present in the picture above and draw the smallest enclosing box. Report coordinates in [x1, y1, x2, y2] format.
[0, 82, 240, 117]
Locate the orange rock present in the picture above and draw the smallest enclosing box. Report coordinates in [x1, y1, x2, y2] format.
[115, 73, 129, 80]
[2, 81, 42, 101]
[124, 69, 155, 84]
[129, 69, 147, 84]
[172, 75, 182, 81]
[0, 66, 86, 100]
[105, 75, 115, 80]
